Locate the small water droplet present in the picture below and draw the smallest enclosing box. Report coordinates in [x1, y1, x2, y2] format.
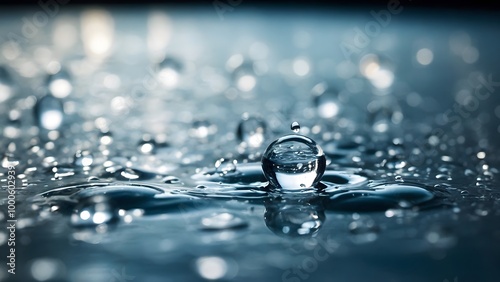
[46, 68, 72, 98]
[190, 120, 217, 140]
[214, 158, 237, 174]
[290, 121, 300, 133]
[311, 82, 340, 119]
[262, 134, 326, 189]
[34, 94, 64, 131]
[265, 199, 324, 237]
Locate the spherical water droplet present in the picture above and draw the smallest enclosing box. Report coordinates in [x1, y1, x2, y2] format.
[311, 82, 340, 119]
[359, 54, 395, 90]
[0, 66, 14, 103]
[73, 150, 93, 167]
[290, 121, 300, 133]
[99, 130, 113, 145]
[232, 62, 257, 92]
[262, 134, 326, 189]
[200, 212, 248, 231]
[71, 196, 117, 227]
[34, 94, 64, 131]
[348, 220, 379, 244]
[236, 115, 266, 148]
[46, 69, 72, 98]
[265, 200, 324, 237]
[137, 134, 157, 154]
[157, 57, 182, 88]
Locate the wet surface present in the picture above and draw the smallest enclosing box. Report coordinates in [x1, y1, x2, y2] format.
[0, 6, 500, 282]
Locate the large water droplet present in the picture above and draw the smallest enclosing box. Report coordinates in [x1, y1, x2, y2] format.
[237, 115, 266, 148]
[262, 134, 326, 189]
[34, 94, 64, 131]
[157, 57, 182, 88]
[46, 69, 72, 98]
[311, 82, 340, 119]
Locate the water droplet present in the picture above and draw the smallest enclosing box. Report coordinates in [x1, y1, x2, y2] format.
[311, 82, 340, 119]
[262, 134, 326, 189]
[46, 68, 72, 98]
[162, 176, 180, 184]
[137, 134, 157, 154]
[71, 195, 117, 227]
[359, 54, 395, 90]
[200, 212, 248, 231]
[99, 130, 113, 145]
[327, 183, 435, 212]
[368, 100, 403, 133]
[237, 115, 266, 148]
[190, 120, 217, 140]
[73, 150, 93, 167]
[290, 121, 300, 133]
[157, 57, 182, 88]
[0, 66, 14, 103]
[34, 94, 64, 131]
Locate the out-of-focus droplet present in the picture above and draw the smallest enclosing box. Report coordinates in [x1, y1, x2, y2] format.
[73, 150, 94, 167]
[34, 94, 64, 131]
[262, 134, 326, 189]
[47, 69, 72, 98]
[416, 48, 434, 66]
[311, 82, 340, 119]
[237, 115, 266, 148]
[71, 195, 117, 227]
[157, 57, 182, 88]
[359, 54, 395, 90]
[232, 62, 257, 92]
[290, 121, 300, 133]
[367, 100, 403, 133]
[137, 134, 157, 154]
